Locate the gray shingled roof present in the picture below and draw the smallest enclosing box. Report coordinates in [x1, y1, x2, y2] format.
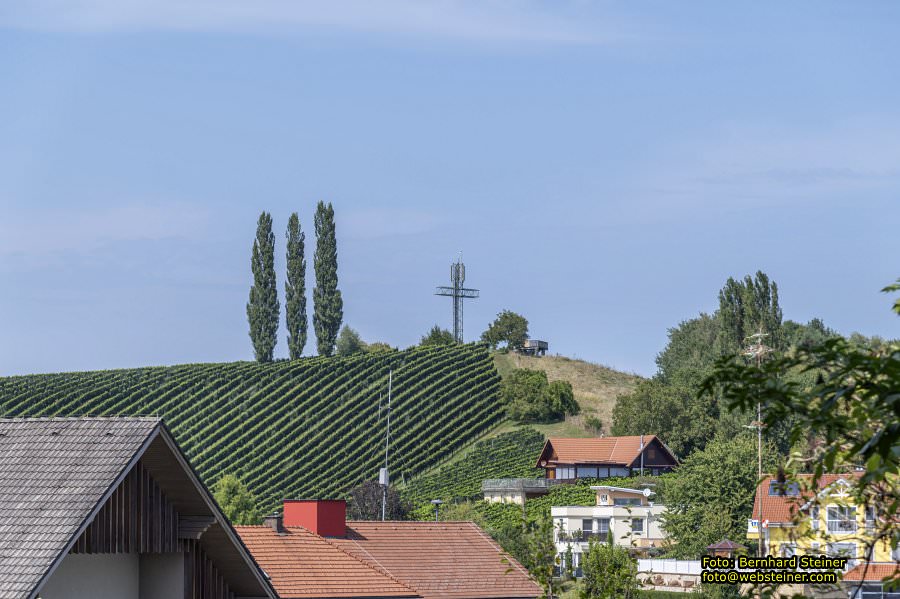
[0, 417, 160, 599]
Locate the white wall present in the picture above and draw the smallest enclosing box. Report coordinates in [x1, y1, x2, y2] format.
[40, 553, 139, 599]
[140, 553, 184, 599]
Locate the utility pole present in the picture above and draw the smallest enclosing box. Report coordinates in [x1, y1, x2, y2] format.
[380, 370, 392, 521]
[743, 330, 772, 558]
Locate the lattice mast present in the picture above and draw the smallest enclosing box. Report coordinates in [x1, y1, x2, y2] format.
[435, 255, 479, 343]
[743, 329, 773, 559]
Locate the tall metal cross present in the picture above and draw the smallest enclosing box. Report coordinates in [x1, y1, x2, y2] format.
[435, 256, 479, 343]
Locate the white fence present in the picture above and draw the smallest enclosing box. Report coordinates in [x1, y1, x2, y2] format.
[638, 559, 702, 576]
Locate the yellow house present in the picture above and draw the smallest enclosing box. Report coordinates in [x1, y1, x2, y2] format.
[747, 474, 897, 565]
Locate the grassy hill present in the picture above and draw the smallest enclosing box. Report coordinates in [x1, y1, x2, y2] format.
[493, 352, 642, 437]
[399, 352, 643, 505]
[0, 344, 501, 511]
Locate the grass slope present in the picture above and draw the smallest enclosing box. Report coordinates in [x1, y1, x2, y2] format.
[493, 352, 642, 437]
[401, 353, 643, 505]
[0, 344, 501, 511]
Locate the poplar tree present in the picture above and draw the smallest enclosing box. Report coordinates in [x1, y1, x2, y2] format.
[247, 212, 279, 362]
[716, 270, 783, 352]
[285, 212, 307, 359]
[313, 201, 343, 356]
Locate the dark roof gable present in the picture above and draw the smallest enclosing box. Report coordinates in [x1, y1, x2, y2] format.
[0, 417, 275, 599]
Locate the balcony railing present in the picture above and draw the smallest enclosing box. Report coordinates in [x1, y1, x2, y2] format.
[557, 530, 610, 542]
[827, 520, 857, 534]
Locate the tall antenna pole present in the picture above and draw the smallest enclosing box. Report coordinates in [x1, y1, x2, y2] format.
[381, 370, 392, 521]
[743, 329, 772, 558]
[435, 254, 479, 343]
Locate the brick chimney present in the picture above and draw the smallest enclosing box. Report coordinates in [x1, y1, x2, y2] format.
[283, 499, 346, 537]
[263, 513, 285, 534]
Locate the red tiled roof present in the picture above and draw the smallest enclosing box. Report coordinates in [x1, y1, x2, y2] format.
[331, 521, 542, 599]
[707, 538, 746, 550]
[235, 525, 419, 599]
[751, 474, 859, 524]
[537, 435, 675, 467]
[843, 562, 900, 582]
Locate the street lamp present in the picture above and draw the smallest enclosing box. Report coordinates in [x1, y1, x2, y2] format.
[430, 499, 443, 522]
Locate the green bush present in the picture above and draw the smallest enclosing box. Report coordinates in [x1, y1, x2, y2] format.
[501, 369, 580, 423]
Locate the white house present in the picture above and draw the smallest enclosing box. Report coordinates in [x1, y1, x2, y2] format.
[552, 486, 669, 575]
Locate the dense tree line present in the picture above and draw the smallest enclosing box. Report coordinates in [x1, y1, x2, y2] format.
[612, 271, 836, 458]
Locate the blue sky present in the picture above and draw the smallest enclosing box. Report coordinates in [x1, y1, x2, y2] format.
[1, 1, 898, 376]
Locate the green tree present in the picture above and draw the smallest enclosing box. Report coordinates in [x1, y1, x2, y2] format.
[285, 212, 307, 359]
[214, 474, 261, 525]
[506, 516, 558, 599]
[717, 271, 783, 353]
[501, 368, 579, 423]
[611, 378, 717, 457]
[549, 380, 579, 416]
[661, 435, 776, 558]
[365, 342, 395, 354]
[348, 480, 410, 520]
[481, 310, 529, 350]
[580, 536, 640, 599]
[420, 325, 456, 347]
[247, 212, 279, 362]
[336, 325, 366, 356]
[655, 314, 721, 385]
[313, 201, 343, 356]
[703, 281, 900, 591]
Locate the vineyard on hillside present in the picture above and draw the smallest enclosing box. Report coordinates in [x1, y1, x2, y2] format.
[401, 428, 545, 503]
[0, 344, 501, 511]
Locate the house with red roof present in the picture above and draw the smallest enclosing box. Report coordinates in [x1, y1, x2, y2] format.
[535, 435, 678, 481]
[237, 499, 542, 599]
[746, 473, 898, 562]
[842, 562, 900, 599]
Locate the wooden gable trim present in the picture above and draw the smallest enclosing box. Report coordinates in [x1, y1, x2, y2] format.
[30, 424, 162, 599]
[535, 439, 554, 468]
[155, 424, 277, 598]
[71, 461, 181, 554]
[625, 437, 679, 468]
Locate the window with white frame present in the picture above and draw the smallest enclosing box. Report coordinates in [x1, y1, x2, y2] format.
[582, 519, 594, 536]
[865, 506, 876, 531]
[826, 542, 856, 566]
[860, 583, 900, 599]
[577, 466, 599, 478]
[809, 506, 820, 531]
[557, 467, 576, 479]
[780, 543, 796, 558]
[614, 497, 641, 506]
[826, 506, 857, 533]
[597, 518, 610, 536]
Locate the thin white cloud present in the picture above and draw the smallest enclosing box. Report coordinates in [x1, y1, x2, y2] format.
[0, 201, 210, 258]
[635, 116, 900, 210]
[0, 0, 620, 44]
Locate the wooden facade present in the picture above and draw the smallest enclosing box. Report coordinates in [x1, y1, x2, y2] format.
[70, 461, 236, 599]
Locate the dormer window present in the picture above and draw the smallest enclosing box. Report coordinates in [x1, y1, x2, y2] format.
[768, 481, 799, 496]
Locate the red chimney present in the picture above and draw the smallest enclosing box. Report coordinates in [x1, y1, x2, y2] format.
[283, 499, 346, 537]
